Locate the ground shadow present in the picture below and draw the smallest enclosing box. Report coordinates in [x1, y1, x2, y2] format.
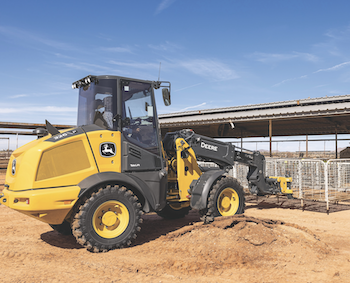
[40, 230, 83, 250]
[245, 194, 350, 214]
[132, 210, 202, 247]
[40, 211, 202, 250]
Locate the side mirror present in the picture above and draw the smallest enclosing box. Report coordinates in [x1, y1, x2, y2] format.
[162, 88, 171, 106]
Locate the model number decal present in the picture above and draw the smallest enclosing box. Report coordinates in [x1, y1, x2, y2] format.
[53, 130, 78, 140]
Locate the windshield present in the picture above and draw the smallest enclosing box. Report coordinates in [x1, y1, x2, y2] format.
[77, 79, 117, 130]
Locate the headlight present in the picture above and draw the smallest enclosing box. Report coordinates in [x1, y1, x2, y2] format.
[11, 159, 16, 175]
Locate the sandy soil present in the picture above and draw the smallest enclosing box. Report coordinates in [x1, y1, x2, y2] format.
[1, 171, 350, 283]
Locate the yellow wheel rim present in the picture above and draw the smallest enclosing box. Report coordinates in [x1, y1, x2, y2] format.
[92, 200, 129, 239]
[217, 188, 239, 216]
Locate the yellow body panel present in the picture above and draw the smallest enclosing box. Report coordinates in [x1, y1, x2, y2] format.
[5, 129, 98, 192]
[2, 128, 123, 225]
[85, 130, 122, 173]
[269, 176, 293, 195]
[1, 186, 80, 224]
[175, 138, 202, 201]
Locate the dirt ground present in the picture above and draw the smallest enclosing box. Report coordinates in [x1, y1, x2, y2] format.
[1, 170, 350, 283]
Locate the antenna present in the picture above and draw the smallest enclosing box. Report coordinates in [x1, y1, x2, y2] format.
[158, 62, 161, 81]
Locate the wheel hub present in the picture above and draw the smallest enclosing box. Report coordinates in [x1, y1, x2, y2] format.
[221, 195, 231, 209]
[102, 211, 118, 227]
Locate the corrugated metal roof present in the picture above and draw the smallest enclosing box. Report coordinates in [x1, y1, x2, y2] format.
[159, 94, 350, 126]
[159, 94, 350, 138]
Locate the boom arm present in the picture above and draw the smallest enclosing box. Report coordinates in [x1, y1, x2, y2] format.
[163, 129, 286, 196]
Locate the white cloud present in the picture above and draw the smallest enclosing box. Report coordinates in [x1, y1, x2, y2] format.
[272, 75, 308, 87]
[178, 103, 207, 112]
[109, 60, 159, 69]
[314, 25, 350, 57]
[54, 62, 113, 73]
[2, 106, 76, 114]
[0, 26, 75, 51]
[10, 94, 28, 99]
[314, 61, 350, 73]
[324, 25, 350, 40]
[174, 83, 202, 92]
[178, 59, 239, 81]
[251, 52, 319, 63]
[272, 60, 350, 88]
[148, 41, 182, 52]
[100, 47, 133, 53]
[155, 0, 176, 15]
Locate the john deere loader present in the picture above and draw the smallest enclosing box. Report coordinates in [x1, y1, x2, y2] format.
[0, 75, 292, 252]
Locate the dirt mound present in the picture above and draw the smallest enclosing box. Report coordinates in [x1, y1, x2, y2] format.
[132, 215, 331, 277]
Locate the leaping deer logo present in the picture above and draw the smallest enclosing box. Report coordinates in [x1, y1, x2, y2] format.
[100, 142, 116, 157]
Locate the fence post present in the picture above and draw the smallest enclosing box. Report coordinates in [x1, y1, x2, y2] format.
[325, 160, 329, 214]
[337, 162, 341, 190]
[298, 160, 303, 209]
[232, 163, 237, 179]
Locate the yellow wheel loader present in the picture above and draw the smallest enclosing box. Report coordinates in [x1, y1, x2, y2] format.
[0, 75, 292, 252]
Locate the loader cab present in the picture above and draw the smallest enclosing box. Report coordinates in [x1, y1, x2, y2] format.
[74, 75, 170, 172]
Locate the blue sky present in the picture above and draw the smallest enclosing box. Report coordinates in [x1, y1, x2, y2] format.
[1, 0, 350, 151]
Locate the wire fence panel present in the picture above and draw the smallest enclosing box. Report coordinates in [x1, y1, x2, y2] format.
[198, 158, 350, 207]
[298, 160, 325, 201]
[326, 159, 350, 204]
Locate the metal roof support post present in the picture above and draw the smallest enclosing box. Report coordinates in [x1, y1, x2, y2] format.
[306, 135, 308, 158]
[335, 127, 338, 159]
[299, 160, 304, 211]
[240, 128, 243, 148]
[325, 160, 330, 214]
[269, 119, 272, 157]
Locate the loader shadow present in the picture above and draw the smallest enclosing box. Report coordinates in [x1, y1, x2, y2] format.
[132, 210, 202, 247]
[245, 194, 350, 214]
[40, 231, 83, 250]
[40, 211, 202, 250]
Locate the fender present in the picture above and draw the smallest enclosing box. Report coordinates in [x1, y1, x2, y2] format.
[78, 171, 156, 212]
[190, 169, 226, 210]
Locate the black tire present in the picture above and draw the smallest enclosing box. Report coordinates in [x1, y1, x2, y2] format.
[49, 220, 72, 235]
[156, 203, 190, 219]
[201, 176, 245, 223]
[72, 185, 142, 252]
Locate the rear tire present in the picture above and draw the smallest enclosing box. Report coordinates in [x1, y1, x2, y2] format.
[72, 185, 142, 252]
[156, 202, 190, 219]
[201, 176, 245, 223]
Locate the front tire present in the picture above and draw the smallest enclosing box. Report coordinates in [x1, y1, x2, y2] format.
[201, 177, 245, 223]
[72, 185, 142, 252]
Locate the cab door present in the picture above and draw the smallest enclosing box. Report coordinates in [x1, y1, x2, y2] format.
[120, 79, 163, 172]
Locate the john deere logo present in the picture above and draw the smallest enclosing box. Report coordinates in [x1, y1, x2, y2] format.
[100, 143, 116, 157]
